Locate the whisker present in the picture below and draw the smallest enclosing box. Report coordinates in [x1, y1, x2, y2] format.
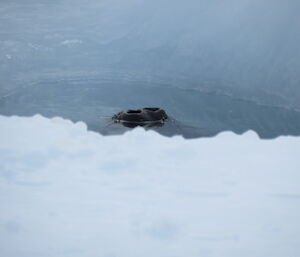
[104, 120, 116, 128]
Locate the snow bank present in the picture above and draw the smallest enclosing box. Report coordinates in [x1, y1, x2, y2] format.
[0, 115, 300, 257]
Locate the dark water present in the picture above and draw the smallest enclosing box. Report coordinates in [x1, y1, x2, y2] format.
[1, 77, 300, 139]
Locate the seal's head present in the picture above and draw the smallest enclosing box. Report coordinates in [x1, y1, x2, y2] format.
[112, 107, 168, 127]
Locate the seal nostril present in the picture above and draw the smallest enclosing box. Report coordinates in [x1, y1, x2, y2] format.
[143, 107, 159, 112]
[127, 109, 142, 114]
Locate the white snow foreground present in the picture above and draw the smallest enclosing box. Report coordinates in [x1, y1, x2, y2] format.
[0, 115, 300, 257]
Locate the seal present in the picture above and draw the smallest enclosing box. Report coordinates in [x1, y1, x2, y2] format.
[112, 107, 168, 127]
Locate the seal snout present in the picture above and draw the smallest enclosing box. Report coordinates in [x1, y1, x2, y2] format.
[112, 107, 168, 127]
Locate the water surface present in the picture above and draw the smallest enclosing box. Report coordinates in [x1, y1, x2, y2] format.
[1, 0, 300, 138]
[1, 77, 300, 139]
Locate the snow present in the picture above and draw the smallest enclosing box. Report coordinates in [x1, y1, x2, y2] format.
[0, 114, 300, 257]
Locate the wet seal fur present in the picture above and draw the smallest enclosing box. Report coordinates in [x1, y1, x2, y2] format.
[112, 107, 168, 127]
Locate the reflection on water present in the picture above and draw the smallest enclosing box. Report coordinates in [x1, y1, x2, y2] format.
[1, 78, 300, 139]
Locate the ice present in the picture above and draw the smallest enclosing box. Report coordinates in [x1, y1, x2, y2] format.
[0, 114, 300, 257]
[60, 40, 83, 46]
